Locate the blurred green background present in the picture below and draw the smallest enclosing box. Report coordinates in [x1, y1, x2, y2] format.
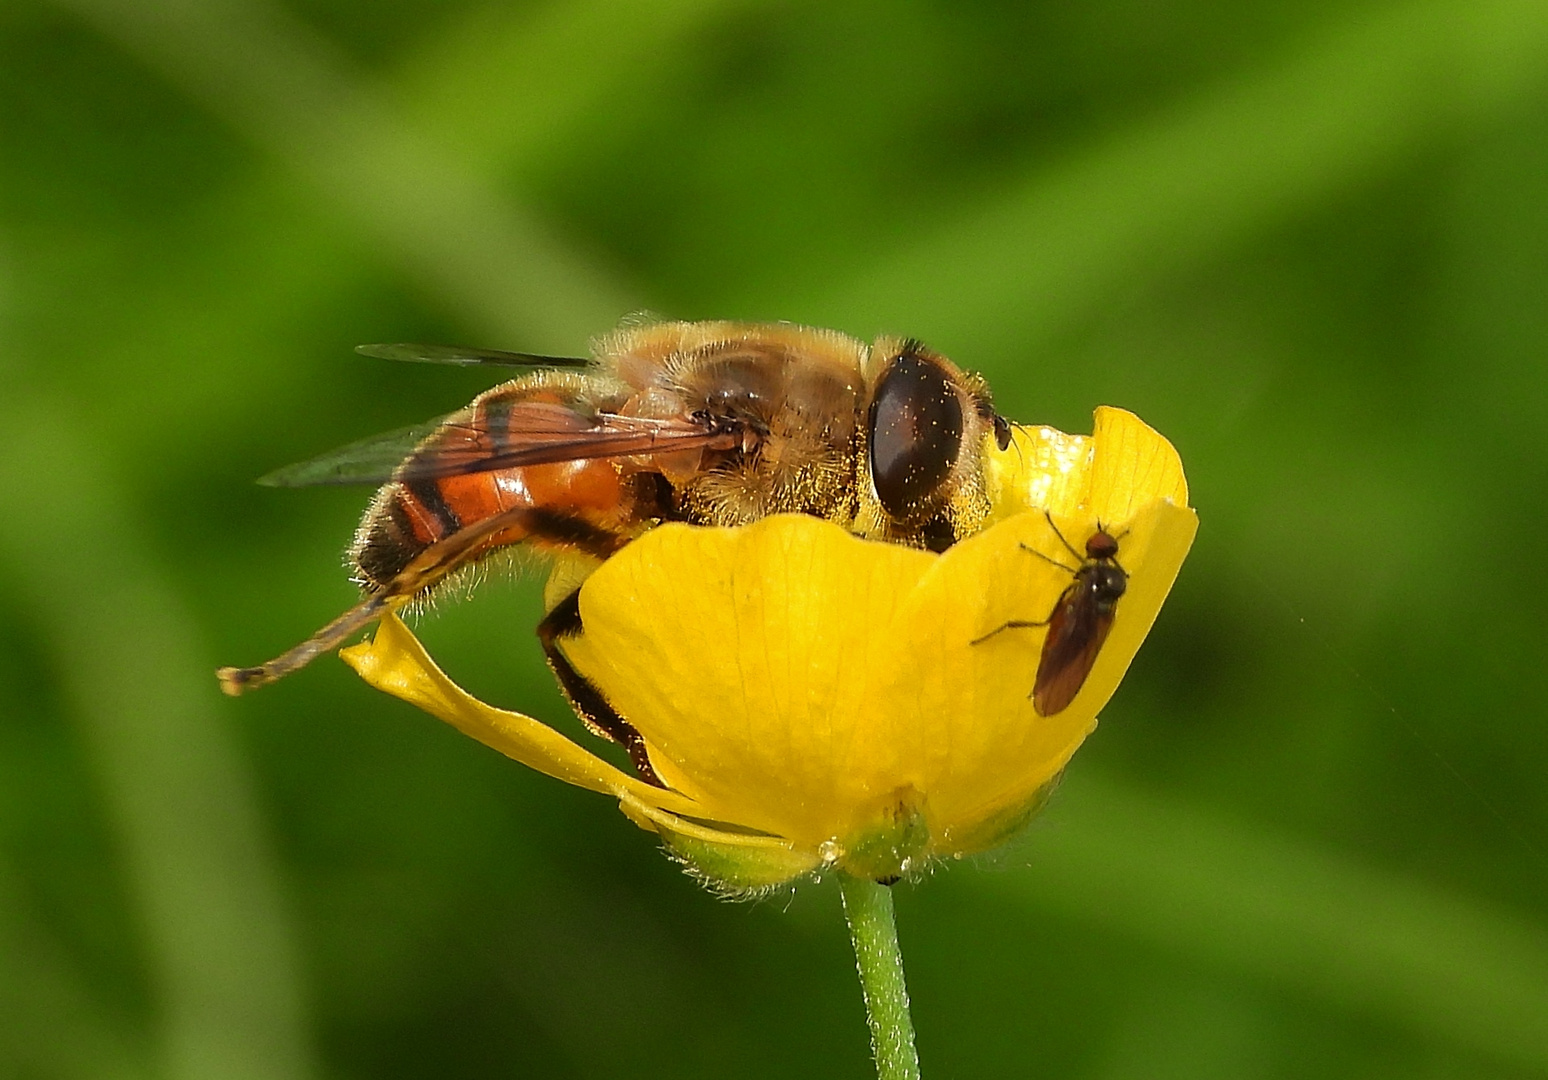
[2, 0, 1546, 1077]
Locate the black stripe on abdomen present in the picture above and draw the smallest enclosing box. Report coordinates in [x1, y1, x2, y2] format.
[523, 508, 628, 560]
[354, 496, 422, 589]
[404, 477, 462, 537]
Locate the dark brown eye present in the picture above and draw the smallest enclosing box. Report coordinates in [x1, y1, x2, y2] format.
[868, 348, 964, 521]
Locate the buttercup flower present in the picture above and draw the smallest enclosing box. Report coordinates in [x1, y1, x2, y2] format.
[342, 406, 1196, 891]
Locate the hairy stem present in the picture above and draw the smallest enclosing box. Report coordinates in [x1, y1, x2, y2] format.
[839, 874, 921, 1080]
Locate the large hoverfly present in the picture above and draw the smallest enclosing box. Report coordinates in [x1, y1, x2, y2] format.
[218, 321, 1012, 780]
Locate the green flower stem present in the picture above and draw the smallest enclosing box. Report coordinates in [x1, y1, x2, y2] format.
[839, 873, 922, 1080]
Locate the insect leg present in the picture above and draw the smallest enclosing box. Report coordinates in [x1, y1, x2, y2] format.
[537, 589, 664, 788]
[216, 591, 398, 695]
[971, 568, 1072, 646]
[1019, 541, 1079, 574]
[217, 505, 624, 696]
[1042, 510, 1085, 563]
[970, 616, 1052, 646]
[1098, 522, 1131, 573]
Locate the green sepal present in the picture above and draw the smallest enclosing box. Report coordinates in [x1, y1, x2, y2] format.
[659, 827, 822, 896]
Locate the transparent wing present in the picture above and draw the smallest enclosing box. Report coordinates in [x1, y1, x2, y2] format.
[386, 405, 734, 481]
[355, 343, 590, 368]
[257, 417, 451, 487]
[258, 401, 736, 488]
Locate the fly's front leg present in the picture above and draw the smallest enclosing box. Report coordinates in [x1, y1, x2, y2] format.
[537, 589, 663, 788]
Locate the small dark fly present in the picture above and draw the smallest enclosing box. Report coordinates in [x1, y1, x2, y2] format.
[974, 512, 1128, 716]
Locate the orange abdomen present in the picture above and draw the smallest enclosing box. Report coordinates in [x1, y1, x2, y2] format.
[352, 455, 630, 592]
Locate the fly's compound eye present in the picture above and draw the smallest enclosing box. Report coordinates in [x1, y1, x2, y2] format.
[868, 348, 965, 522]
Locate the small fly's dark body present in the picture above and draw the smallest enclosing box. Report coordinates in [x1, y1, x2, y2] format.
[975, 513, 1128, 716]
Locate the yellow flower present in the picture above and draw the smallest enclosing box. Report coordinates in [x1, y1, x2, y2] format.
[342, 407, 1196, 891]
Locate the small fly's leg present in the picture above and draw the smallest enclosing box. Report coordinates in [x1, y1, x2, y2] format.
[1042, 510, 1084, 564]
[971, 533, 1075, 646]
[970, 615, 1052, 646]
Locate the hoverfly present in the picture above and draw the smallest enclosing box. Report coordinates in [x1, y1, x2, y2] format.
[973, 514, 1128, 716]
[218, 321, 1010, 783]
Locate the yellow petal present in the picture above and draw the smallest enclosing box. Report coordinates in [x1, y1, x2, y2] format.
[559, 406, 1195, 869]
[983, 424, 1092, 527]
[983, 405, 1187, 524]
[929, 498, 1196, 826]
[1086, 405, 1189, 523]
[345, 406, 1195, 887]
[561, 505, 1195, 861]
[341, 612, 667, 803]
[344, 615, 817, 890]
[557, 517, 938, 847]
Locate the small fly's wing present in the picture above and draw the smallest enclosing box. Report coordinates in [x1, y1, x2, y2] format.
[1031, 584, 1117, 716]
[356, 343, 590, 368]
[257, 417, 449, 487]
